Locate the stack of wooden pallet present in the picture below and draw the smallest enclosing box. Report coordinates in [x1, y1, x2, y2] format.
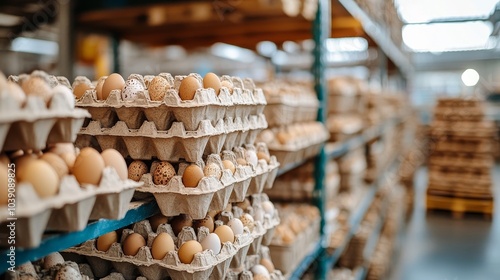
[427, 98, 496, 217]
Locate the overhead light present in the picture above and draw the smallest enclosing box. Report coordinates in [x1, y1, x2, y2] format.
[0, 13, 21, 26]
[11, 37, 58, 56]
[396, 0, 499, 24]
[210, 43, 256, 63]
[461, 69, 480, 86]
[326, 37, 368, 52]
[402, 21, 493, 52]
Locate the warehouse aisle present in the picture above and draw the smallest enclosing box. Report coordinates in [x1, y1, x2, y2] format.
[389, 166, 500, 280]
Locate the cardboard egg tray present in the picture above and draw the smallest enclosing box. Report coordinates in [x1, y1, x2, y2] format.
[433, 109, 484, 122]
[134, 151, 279, 220]
[77, 113, 268, 162]
[225, 245, 285, 280]
[428, 153, 493, 169]
[247, 193, 281, 252]
[0, 167, 141, 248]
[266, 172, 340, 202]
[432, 139, 493, 154]
[7, 260, 92, 280]
[263, 95, 319, 127]
[268, 216, 321, 275]
[65, 219, 253, 280]
[0, 90, 90, 152]
[328, 94, 364, 114]
[76, 73, 267, 131]
[264, 124, 329, 167]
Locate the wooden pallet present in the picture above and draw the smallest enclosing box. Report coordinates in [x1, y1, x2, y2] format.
[426, 194, 494, 219]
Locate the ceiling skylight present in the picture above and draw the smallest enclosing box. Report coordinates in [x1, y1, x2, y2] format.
[402, 21, 494, 52]
[396, 0, 499, 24]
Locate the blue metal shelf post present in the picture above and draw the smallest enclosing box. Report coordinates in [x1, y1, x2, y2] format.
[312, 0, 330, 279]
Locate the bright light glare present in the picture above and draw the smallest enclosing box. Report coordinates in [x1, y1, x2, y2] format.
[326, 37, 368, 52]
[11, 37, 58, 56]
[396, 0, 499, 23]
[402, 21, 493, 52]
[461, 69, 480, 87]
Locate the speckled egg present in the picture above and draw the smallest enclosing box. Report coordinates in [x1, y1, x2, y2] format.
[193, 214, 215, 233]
[203, 162, 222, 179]
[54, 266, 82, 280]
[240, 213, 255, 232]
[128, 160, 148, 182]
[121, 78, 144, 101]
[148, 76, 170, 101]
[43, 252, 65, 269]
[153, 162, 176, 185]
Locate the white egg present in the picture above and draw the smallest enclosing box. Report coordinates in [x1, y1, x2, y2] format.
[261, 201, 275, 216]
[253, 206, 265, 222]
[121, 78, 145, 101]
[55, 266, 82, 280]
[251, 264, 271, 278]
[52, 85, 75, 109]
[200, 233, 222, 254]
[227, 218, 244, 235]
[245, 150, 258, 167]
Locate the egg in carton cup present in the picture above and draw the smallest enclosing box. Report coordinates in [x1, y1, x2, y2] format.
[65, 218, 253, 280]
[258, 122, 328, 167]
[136, 155, 236, 219]
[7, 257, 92, 280]
[234, 144, 280, 196]
[77, 113, 267, 163]
[0, 166, 140, 248]
[262, 83, 319, 127]
[75, 73, 266, 131]
[0, 72, 90, 152]
[220, 150, 255, 203]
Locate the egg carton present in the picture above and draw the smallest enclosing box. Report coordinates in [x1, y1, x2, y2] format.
[0, 90, 90, 152]
[266, 134, 328, 168]
[268, 217, 320, 275]
[266, 172, 340, 203]
[328, 94, 365, 114]
[6, 260, 92, 280]
[65, 219, 253, 280]
[76, 114, 267, 162]
[0, 167, 141, 248]
[264, 97, 319, 127]
[225, 269, 284, 280]
[76, 73, 267, 131]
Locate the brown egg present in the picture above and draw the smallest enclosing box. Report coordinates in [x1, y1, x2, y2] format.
[96, 231, 118, 252]
[122, 233, 146, 256]
[214, 225, 235, 243]
[148, 76, 170, 101]
[149, 213, 168, 232]
[257, 152, 270, 163]
[203, 162, 222, 179]
[21, 77, 52, 104]
[73, 147, 105, 185]
[221, 160, 236, 174]
[193, 214, 215, 233]
[73, 82, 92, 99]
[276, 132, 291, 145]
[171, 214, 193, 236]
[178, 240, 203, 264]
[101, 73, 125, 100]
[39, 153, 69, 179]
[220, 80, 233, 94]
[203, 73, 221, 95]
[260, 258, 275, 273]
[178, 76, 201, 100]
[235, 198, 251, 211]
[0, 154, 9, 166]
[18, 160, 59, 198]
[128, 160, 148, 182]
[153, 162, 176, 185]
[14, 154, 37, 180]
[95, 76, 107, 100]
[207, 210, 218, 219]
[151, 232, 175, 260]
[101, 149, 128, 180]
[60, 152, 76, 173]
[48, 143, 76, 156]
[182, 164, 204, 187]
[0, 165, 8, 205]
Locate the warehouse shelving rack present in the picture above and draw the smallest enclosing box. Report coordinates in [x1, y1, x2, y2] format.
[1, 0, 411, 278]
